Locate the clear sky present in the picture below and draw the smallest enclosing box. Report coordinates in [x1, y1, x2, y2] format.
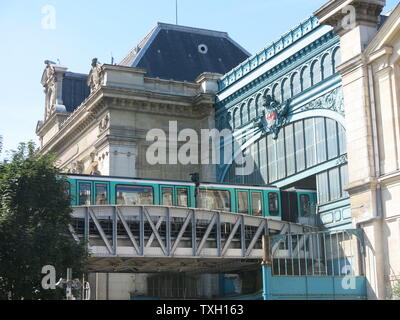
[0, 0, 398, 159]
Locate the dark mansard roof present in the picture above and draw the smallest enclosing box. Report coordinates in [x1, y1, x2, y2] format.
[118, 22, 250, 82]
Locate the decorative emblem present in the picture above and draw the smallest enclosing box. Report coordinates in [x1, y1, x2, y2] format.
[254, 95, 291, 139]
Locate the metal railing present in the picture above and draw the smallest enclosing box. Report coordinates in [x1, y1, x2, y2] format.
[270, 230, 364, 277]
[70, 205, 312, 259]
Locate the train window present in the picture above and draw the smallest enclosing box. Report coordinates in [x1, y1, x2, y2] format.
[116, 185, 154, 205]
[252, 192, 263, 216]
[95, 184, 108, 205]
[177, 188, 189, 207]
[162, 187, 173, 206]
[300, 194, 311, 217]
[198, 189, 231, 212]
[79, 183, 91, 205]
[62, 181, 71, 197]
[237, 191, 249, 214]
[268, 193, 279, 216]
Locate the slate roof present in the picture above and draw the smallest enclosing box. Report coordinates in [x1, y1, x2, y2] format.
[119, 22, 251, 82]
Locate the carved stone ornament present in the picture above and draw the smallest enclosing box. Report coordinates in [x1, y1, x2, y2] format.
[70, 161, 84, 174]
[253, 94, 291, 139]
[301, 87, 344, 115]
[88, 58, 104, 93]
[99, 114, 110, 132]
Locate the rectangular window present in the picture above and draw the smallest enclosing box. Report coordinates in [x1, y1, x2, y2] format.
[237, 191, 249, 214]
[338, 125, 347, 155]
[277, 133, 286, 180]
[340, 165, 349, 198]
[162, 187, 173, 206]
[268, 193, 279, 216]
[295, 121, 305, 172]
[285, 124, 296, 176]
[304, 118, 316, 168]
[251, 192, 263, 216]
[259, 136, 268, 183]
[95, 184, 108, 205]
[268, 135, 277, 182]
[198, 189, 231, 212]
[326, 119, 338, 160]
[300, 194, 311, 217]
[79, 183, 91, 206]
[63, 181, 71, 197]
[116, 185, 154, 205]
[315, 118, 327, 163]
[177, 188, 189, 207]
[317, 172, 329, 204]
[329, 168, 341, 201]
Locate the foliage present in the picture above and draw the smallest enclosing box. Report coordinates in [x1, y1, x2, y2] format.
[0, 142, 88, 300]
[392, 281, 400, 300]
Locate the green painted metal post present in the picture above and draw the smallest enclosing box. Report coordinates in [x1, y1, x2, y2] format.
[262, 235, 272, 300]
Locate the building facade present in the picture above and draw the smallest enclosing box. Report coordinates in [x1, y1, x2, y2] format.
[316, 0, 400, 300]
[35, 1, 400, 300]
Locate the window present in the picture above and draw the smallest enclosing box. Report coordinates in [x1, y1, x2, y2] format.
[237, 191, 249, 214]
[116, 185, 154, 205]
[79, 183, 91, 205]
[304, 118, 316, 168]
[198, 189, 231, 212]
[63, 181, 71, 197]
[162, 187, 173, 206]
[300, 194, 311, 217]
[268, 193, 279, 216]
[251, 192, 263, 216]
[177, 188, 189, 207]
[95, 184, 108, 205]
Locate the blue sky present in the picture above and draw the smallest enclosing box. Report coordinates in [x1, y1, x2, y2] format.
[0, 0, 398, 159]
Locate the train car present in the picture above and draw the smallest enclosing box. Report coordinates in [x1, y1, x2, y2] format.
[196, 183, 281, 219]
[63, 174, 317, 223]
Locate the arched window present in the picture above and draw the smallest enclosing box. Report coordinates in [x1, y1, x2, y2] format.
[291, 72, 301, 96]
[249, 99, 257, 121]
[282, 78, 291, 101]
[255, 93, 263, 117]
[301, 66, 311, 91]
[272, 83, 281, 103]
[322, 54, 332, 80]
[233, 107, 240, 129]
[332, 47, 341, 73]
[311, 60, 322, 86]
[240, 103, 248, 126]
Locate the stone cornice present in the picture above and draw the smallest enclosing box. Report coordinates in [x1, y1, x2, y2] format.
[336, 53, 366, 75]
[219, 16, 323, 91]
[38, 84, 215, 155]
[345, 176, 378, 194]
[216, 35, 340, 111]
[315, 0, 385, 35]
[368, 45, 393, 64]
[36, 110, 70, 136]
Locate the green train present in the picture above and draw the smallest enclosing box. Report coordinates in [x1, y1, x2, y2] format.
[64, 174, 317, 223]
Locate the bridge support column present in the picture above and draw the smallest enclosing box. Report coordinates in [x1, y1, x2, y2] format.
[262, 235, 272, 301]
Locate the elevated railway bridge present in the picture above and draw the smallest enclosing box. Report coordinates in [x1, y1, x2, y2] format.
[70, 205, 317, 274]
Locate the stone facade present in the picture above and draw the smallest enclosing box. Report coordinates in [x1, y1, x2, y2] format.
[37, 63, 219, 182]
[316, 0, 400, 300]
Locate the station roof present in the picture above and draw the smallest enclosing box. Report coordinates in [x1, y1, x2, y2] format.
[118, 22, 251, 82]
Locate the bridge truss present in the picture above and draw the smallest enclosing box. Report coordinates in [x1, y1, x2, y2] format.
[70, 205, 315, 273]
